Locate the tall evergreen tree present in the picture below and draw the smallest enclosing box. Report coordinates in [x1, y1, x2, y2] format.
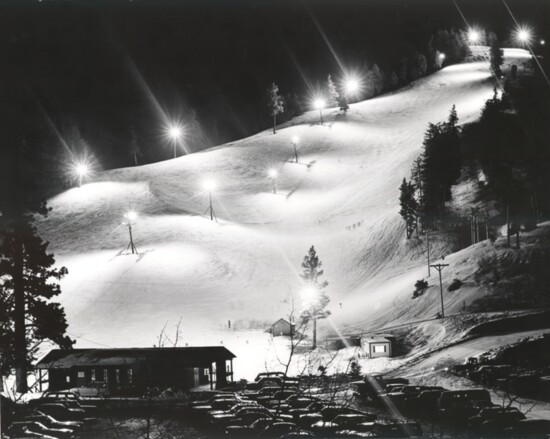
[399, 178, 419, 239]
[326, 74, 339, 107]
[488, 33, 504, 78]
[267, 82, 284, 134]
[300, 246, 330, 350]
[0, 142, 74, 393]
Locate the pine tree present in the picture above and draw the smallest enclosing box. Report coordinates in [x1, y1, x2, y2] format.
[399, 178, 418, 239]
[337, 94, 349, 114]
[489, 33, 504, 78]
[326, 74, 339, 107]
[389, 71, 399, 89]
[267, 82, 284, 134]
[300, 246, 330, 350]
[0, 142, 74, 393]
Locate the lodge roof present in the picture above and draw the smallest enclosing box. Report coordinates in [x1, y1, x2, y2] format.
[36, 347, 236, 369]
[272, 318, 295, 326]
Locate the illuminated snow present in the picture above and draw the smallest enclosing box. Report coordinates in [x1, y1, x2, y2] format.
[36, 49, 534, 379]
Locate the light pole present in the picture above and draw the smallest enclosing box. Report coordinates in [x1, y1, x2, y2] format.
[204, 180, 216, 221]
[75, 163, 89, 188]
[268, 169, 278, 194]
[313, 98, 326, 125]
[430, 263, 449, 318]
[291, 136, 300, 163]
[168, 124, 183, 159]
[124, 210, 139, 255]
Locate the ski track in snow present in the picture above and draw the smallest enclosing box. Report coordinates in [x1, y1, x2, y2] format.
[36, 49, 532, 379]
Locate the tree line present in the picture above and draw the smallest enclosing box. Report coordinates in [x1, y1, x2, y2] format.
[399, 37, 550, 245]
[268, 29, 471, 132]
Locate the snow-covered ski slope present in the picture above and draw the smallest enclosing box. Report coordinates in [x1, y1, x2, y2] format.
[38, 48, 531, 350]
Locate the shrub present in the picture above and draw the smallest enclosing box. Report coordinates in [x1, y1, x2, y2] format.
[447, 278, 463, 292]
[412, 279, 429, 298]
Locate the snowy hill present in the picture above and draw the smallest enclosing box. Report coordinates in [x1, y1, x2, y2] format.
[37, 48, 533, 376]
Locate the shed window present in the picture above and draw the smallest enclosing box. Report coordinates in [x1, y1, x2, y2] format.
[115, 369, 120, 383]
[77, 371, 85, 378]
[373, 345, 387, 353]
[103, 369, 108, 382]
[91, 369, 96, 382]
[128, 368, 133, 384]
[66, 375, 71, 383]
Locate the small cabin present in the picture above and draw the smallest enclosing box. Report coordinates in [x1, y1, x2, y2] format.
[271, 318, 295, 337]
[361, 335, 394, 358]
[35, 346, 236, 394]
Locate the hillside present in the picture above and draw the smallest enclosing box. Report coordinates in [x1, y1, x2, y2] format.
[36, 48, 535, 377]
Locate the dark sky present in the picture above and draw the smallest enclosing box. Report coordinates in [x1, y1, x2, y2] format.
[0, 0, 547, 175]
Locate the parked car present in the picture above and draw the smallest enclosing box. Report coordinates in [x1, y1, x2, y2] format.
[438, 389, 493, 421]
[24, 412, 83, 432]
[503, 419, 550, 437]
[31, 393, 96, 415]
[467, 365, 513, 384]
[320, 406, 363, 421]
[333, 414, 377, 429]
[411, 389, 445, 416]
[292, 412, 321, 428]
[4, 422, 58, 439]
[190, 392, 237, 407]
[67, 383, 109, 398]
[33, 403, 86, 422]
[468, 406, 526, 431]
[255, 372, 285, 382]
[261, 421, 301, 438]
[6, 421, 74, 439]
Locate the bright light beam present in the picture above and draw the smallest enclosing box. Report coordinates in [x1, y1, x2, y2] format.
[313, 97, 326, 125]
[467, 29, 481, 44]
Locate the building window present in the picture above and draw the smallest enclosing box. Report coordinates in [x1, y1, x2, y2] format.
[115, 369, 120, 383]
[103, 369, 108, 383]
[373, 344, 387, 353]
[91, 369, 96, 382]
[204, 369, 209, 376]
[226, 361, 231, 373]
[77, 371, 85, 378]
[127, 368, 133, 384]
[66, 375, 71, 383]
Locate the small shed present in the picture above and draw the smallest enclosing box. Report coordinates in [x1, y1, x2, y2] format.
[361, 335, 394, 358]
[271, 318, 295, 337]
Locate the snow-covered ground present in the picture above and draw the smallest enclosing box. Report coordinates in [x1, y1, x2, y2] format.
[36, 48, 533, 380]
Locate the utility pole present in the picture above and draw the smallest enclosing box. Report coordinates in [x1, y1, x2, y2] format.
[426, 229, 431, 277]
[470, 207, 480, 245]
[430, 263, 449, 318]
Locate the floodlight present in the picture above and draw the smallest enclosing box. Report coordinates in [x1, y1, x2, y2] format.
[345, 77, 360, 95]
[291, 136, 299, 145]
[268, 169, 278, 179]
[204, 180, 216, 192]
[515, 27, 532, 45]
[125, 210, 138, 222]
[313, 98, 326, 110]
[467, 29, 480, 44]
[73, 162, 89, 187]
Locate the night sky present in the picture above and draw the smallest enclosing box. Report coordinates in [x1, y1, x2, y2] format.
[0, 0, 547, 180]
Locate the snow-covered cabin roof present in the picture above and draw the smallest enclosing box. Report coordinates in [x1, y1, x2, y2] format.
[272, 318, 295, 327]
[362, 335, 392, 344]
[36, 347, 236, 369]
